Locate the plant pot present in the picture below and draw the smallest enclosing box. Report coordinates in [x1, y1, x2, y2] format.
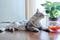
[48, 17, 60, 32]
[49, 17, 58, 21]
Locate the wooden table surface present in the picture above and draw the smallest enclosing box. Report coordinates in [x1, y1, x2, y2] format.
[0, 31, 60, 40]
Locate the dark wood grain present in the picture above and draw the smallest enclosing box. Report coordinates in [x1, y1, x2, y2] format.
[0, 31, 59, 40]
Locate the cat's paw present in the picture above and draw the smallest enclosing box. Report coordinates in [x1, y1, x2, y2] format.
[42, 29, 50, 32]
[14, 28, 19, 31]
[38, 27, 50, 32]
[26, 27, 40, 32]
[38, 27, 42, 30]
[5, 28, 14, 32]
[0, 28, 5, 33]
[0, 30, 3, 33]
[31, 28, 39, 32]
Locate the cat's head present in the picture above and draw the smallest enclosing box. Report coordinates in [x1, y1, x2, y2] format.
[34, 9, 44, 19]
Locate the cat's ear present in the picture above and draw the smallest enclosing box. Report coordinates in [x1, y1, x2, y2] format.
[36, 9, 39, 14]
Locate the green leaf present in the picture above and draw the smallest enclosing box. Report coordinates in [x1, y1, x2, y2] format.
[51, 6, 55, 10]
[41, 1, 60, 16]
[41, 1, 52, 7]
[56, 6, 60, 11]
[45, 9, 50, 14]
[41, 4, 46, 6]
[53, 2, 60, 6]
[54, 13, 58, 17]
[52, 9, 57, 14]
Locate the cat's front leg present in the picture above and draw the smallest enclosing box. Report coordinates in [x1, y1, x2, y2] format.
[25, 22, 40, 32]
[38, 27, 50, 32]
[25, 25, 40, 32]
[36, 23, 50, 32]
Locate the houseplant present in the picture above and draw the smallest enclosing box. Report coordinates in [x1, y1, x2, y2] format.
[41, 1, 60, 21]
[41, 1, 60, 32]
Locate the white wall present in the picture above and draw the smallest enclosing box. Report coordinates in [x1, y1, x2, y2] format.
[0, 0, 25, 22]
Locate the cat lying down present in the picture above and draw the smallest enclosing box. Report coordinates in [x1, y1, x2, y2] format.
[5, 9, 50, 32]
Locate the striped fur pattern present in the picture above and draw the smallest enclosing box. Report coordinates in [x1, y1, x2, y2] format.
[5, 9, 45, 32]
[25, 9, 44, 32]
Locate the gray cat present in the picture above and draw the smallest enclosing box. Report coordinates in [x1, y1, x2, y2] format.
[7, 9, 44, 32]
[25, 9, 44, 32]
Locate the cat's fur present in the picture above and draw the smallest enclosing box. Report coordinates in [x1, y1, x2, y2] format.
[5, 9, 47, 32]
[25, 9, 44, 32]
